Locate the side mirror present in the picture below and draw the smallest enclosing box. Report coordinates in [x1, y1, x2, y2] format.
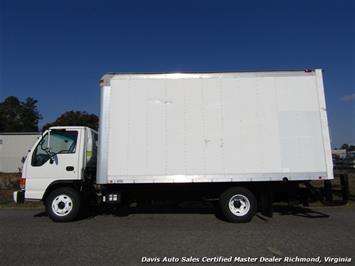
[43, 130, 55, 163]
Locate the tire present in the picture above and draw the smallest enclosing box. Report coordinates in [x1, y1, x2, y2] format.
[219, 187, 257, 223]
[45, 187, 81, 222]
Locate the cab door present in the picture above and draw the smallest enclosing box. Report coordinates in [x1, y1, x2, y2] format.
[25, 129, 81, 200]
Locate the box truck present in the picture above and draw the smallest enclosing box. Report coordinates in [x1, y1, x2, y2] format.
[13, 69, 333, 222]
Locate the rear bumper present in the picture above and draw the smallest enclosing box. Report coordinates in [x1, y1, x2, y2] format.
[13, 190, 25, 203]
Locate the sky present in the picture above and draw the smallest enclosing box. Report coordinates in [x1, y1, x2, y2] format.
[0, 0, 354, 147]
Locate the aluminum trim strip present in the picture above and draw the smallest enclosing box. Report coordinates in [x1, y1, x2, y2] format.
[107, 172, 329, 184]
[102, 70, 318, 81]
[96, 86, 111, 184]
[315, 69, 334, 179]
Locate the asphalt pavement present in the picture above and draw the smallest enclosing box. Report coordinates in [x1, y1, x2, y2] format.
[0, 204, 354, 265]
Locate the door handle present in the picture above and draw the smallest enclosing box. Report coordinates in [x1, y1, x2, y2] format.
[66, 166, 74, 171]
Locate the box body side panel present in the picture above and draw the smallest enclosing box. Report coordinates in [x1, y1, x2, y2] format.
[106, 72, 332, 183]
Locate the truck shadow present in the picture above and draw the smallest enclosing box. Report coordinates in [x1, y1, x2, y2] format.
[33, 201, 330, 221]
[95, 201, 330, 221]
[272, 205, 330, 219]
[100, 201, 217, 217]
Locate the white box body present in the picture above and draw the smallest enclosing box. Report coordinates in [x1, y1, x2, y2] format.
[97, 70, 333, 184]
[0, 133, 40, 173]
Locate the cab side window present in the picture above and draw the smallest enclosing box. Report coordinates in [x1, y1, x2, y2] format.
[31, 131, 78, 167]
[50, 131, 78, 154]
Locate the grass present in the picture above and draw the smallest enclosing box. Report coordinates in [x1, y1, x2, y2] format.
[0, 172, 42, 208]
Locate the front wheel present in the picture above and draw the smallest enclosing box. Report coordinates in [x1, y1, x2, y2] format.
[219, 187, 257, 223]
[45, 187, 81, 222]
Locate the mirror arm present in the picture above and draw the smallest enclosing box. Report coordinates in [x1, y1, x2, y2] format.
[47, 130, 51, 150]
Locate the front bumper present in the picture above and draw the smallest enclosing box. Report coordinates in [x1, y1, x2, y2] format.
[13, 190, 25, 203]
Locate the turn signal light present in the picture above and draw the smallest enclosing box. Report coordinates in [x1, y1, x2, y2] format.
[19, 178, 26, 190]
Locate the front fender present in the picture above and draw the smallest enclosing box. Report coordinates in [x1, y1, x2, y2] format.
[25, 178, 82, 201]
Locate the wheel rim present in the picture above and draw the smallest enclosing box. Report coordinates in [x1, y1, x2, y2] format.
[51, 194, 73, 217]
[228, 194, 250, 216]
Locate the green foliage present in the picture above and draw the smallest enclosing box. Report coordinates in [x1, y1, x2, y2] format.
[348, 145, 355, 151]
[0, 96, 42, 132]
[340, 144, 349, 150]
[340, 144, 355, 151]
[43, 111, 98, 131]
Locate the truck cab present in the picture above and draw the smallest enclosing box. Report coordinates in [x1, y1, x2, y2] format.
[14, 126, 97, 221]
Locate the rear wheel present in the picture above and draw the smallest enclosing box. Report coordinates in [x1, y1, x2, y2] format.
[219, 187, 257, 223]
[46, 187, 81, 222]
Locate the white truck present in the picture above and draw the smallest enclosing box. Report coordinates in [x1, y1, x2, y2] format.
[13, 69, 333, 222]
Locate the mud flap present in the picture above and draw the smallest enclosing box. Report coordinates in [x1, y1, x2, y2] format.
[259, 185, 273, 217]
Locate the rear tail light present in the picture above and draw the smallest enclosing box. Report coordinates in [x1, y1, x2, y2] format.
[19, 178, 26, 190]
[99, 79, 105, 87]
[304, 69, 314, 73]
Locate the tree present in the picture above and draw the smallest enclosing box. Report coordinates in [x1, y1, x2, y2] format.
[43, 111, 98, 131]
[340, 144, 349, 150]
[0, 96, 42, 132]
[340, 144, 355, 151]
